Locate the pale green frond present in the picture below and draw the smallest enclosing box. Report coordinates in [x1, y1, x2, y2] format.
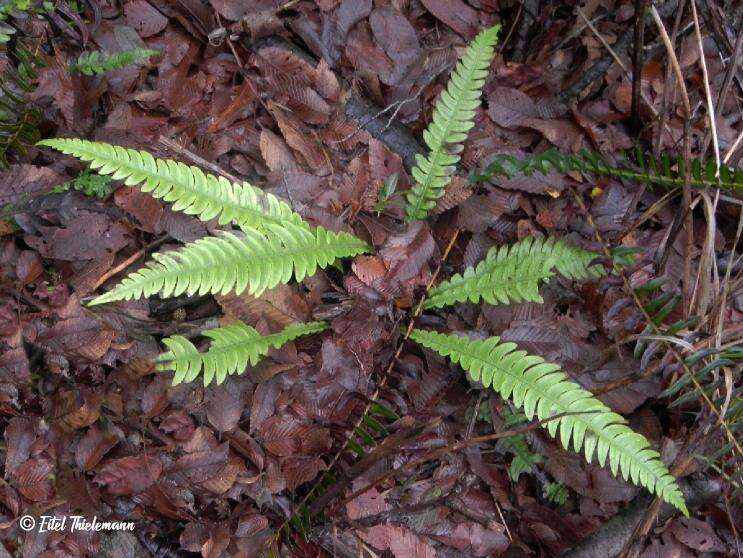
[37, 138, 305, 231]
[157, 320, 326, 386]
[424, 237, 604, 309]
[405, 25, 500, 221]
[409, 329, 688, 515]
[88, 223, 369, 305]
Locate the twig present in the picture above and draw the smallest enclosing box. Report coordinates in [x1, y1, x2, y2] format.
[653, 0, 688, 154]
[713, 22, 742, 136]
[631, 0, 649, 127]
[92, 236, 169, 291]
[691, 0, 721, 177]
[649, 3, 695, 313]
[577, 7, 668, 126]
[650, 5, 692, 117]
[723, 126, 743, 164]
[157, 136, 241, 182]
[562, 0, 679, 99]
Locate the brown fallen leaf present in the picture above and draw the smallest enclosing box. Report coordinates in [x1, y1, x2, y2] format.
[96, 454, 163, 495]
[420, 0, 479, 39]
[124, 0, 168, 38]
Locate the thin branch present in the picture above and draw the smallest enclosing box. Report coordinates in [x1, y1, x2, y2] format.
[631, 0, 650, 127]
[691, 0, 721, 177]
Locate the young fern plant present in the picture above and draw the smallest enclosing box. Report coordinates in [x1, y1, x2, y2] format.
[38, 139, 370, 386]
[72, 48, 159, 76]
[413, 237, 688, 515]
[405, 25, 500, 221]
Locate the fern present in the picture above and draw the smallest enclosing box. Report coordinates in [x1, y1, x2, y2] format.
[72, 48, 159, 76]
[38, 138, 369, 388]
[88, 222, 369, 305]
[424, 236, 603, 309]
[409, 329, 688, 515]
[0, 40, 41, 165]
[472, 148, 743, 193]
[405, 25, 500, 221]
[37, 138, 307, 231]
[544, 481, 569, 505]
[157, 321, 326, 386]
[51, 169, 113, 198]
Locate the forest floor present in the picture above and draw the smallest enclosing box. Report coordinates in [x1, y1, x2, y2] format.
[0, 0, 741, 557]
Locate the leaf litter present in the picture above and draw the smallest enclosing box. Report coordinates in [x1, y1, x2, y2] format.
[0, 0, 740, 556]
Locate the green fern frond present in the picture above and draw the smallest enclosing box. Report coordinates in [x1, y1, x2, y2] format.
[472, 148, 743, 193]
[37, 138, 306, 231]
[72, 48, 159, 76]
[424, 236, 603, 309]
[405, 25, 500, 221]
[157, 320, 326, 386]
[88, 223, 369, 305]
[409, 329, 688, 515]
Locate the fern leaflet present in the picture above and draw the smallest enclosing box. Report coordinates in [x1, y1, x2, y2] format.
[472, 148, 743, 193]
[89, 223, 369, 305]
[405, 25, 500, 221]
[158, 321, 326, 386]
[72, 48, 159, 76]
[424, 237, 603, 309]
[37, 138, 307, 231]
[410, 329, 688, 515]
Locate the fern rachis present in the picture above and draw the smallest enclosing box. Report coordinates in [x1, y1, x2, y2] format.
[405, 25, 500, 221]
[158, 321, 326, 386]
[410, 329, 688, 515]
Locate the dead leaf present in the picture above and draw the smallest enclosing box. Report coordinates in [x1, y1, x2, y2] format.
[96, 454, 163, 495]
[124, 0, 168, 38]
[420, 0, 479, 39]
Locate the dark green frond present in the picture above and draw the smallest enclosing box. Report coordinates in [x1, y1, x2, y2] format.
[72, 48, 159, 76]
[0, 41, 41, 166]
[472, 148, 743, 193]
